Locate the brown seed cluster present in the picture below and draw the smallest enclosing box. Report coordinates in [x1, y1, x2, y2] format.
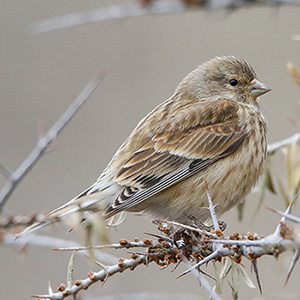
[279, 221, 294, 240]
[57, 283, 66, 292]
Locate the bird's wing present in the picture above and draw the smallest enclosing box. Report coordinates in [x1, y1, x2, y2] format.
[105, 99, 248, 217]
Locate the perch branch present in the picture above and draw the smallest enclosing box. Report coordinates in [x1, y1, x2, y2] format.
[31, 214, 300, 300]
[32, 184, 300, 299]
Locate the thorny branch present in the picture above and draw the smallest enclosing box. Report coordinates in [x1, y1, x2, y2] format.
[34, 254, 149, 300]
[0, 75, 104, 212]
[32, 197, 300, 300]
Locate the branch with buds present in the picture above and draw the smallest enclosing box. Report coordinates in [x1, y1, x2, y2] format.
[32, 189, 300, 300]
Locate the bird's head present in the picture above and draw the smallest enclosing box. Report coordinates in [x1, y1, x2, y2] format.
[176, 56, 271, 105]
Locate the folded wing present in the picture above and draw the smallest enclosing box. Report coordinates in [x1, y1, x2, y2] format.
[105, 99, 247, 217]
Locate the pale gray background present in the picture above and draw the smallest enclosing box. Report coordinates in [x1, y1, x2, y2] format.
[1, 1, 300, 299]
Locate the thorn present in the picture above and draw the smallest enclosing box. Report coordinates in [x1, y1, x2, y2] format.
[265, 206, 300, 224]
[285, 249, 299, 286]
[101, 274, 109, 287]
[288, 195, 297, 211]
[204, 179, 219, 230]
[252, 259, 263, 295]
[0, 163, 13, 180]
[176, 252, 196, 279]
[37, 120, 62, 154]
[48, 280, 53, 296]
[92, 259, 107, 269]
[36, 120, 47, 140]
[176, 250, 219, 279]
[144, 231, 174, 244]
[67, 251, 76, 289]
[274, 195, 297, 236]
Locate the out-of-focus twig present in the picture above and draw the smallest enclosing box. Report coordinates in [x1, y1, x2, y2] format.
[52, 238, 162, 252]
[0, 75, 104, 212]
[30, 0, 297, 35]
[30, 2, 184, 35]
[0, 213, 48, 229]
[267, 133, 300, 154]
[2, 232, 117, 265]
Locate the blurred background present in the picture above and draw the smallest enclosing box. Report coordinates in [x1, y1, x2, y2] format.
[0, 1, 300, 299]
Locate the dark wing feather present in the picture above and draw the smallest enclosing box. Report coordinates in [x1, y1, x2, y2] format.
[105, 99, 247, 218]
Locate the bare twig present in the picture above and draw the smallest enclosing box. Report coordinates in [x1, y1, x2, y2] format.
[30, 2, 184, 35]
[2, 232, 117, 265]
[267, 133, 300, 154]
[0, 74, 105, 212]
[52, 239, 162, 252]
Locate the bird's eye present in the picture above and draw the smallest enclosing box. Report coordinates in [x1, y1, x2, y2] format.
[229, 79, 238, 86]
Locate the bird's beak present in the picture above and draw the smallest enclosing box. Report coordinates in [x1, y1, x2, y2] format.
[250, 79, 271, 98]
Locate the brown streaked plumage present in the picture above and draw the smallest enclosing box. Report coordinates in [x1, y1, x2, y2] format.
[17, 56, 271, 238]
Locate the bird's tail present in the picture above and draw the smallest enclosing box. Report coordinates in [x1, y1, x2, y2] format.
[15, 187, 127, 239]
[15, 194, 105, 239]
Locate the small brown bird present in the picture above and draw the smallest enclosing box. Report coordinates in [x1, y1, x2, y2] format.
[18, 56, 270, 237]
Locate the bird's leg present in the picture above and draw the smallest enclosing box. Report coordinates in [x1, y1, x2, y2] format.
[188, 215, 227, 232]
[173, 227, 191, 248]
